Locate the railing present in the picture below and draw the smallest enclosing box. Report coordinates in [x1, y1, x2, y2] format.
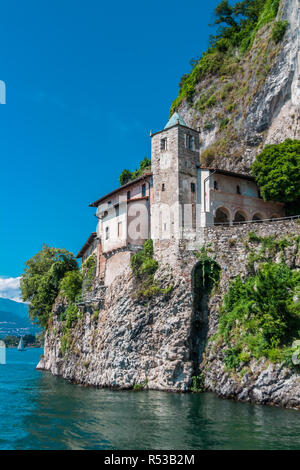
[210, 214, 300, 227]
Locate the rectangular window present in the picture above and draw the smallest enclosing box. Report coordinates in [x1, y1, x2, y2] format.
[142, 184, 146, 197]
[127, 190, 131, 200]
[118, 222, 122, 237]
[191, 182, 196, 193]
[115, 204, 119, 217]
[160, 138, 167, 151]
[105, 226, 110, 240]
[188, 135, 194, 150]
[162, 183, 165, 191]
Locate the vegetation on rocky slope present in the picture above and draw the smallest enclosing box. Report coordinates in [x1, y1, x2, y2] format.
[216, 233, 300, 370]
[131, 239, 173, 299]
[171, 0, 282, 114]
[170, 0, 288, 167]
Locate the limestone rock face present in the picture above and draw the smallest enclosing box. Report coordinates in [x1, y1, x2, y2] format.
[38, 266, 195, 392]
[177, 0, 300, 173]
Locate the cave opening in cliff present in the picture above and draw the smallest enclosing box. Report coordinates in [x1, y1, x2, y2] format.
[190, 258, 221, 369]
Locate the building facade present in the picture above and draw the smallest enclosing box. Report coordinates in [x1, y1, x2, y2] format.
[77, 113, 285, 285]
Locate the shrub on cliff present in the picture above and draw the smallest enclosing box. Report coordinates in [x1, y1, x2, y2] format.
[170, 0, 280, 113]
[119, 157, 151, 186]
[251, 139, 300, 215]
[59, 270, 82, 303]
[131, 240, 173, 299]
[272, 20, 289, 43]
[131, 239, 158, 279]
[81, 253, 97, 292]
[219, 262, 300, 367]
[20, 245, 79, 328]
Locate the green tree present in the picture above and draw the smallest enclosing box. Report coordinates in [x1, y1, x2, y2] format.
[119, 157, 151, 186]
[119, 169, 132, 186]
[20, 245, 79, 328]
[251, 139, 300, 215]
[59, 270, 82, 302]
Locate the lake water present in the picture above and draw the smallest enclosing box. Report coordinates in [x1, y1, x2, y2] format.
[1, 347, 300, 450]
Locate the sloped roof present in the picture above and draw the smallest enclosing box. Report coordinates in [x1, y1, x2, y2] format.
[89, 172, 152, 207]
[164, 112, 187, 129]
[77, 232, 97, 259]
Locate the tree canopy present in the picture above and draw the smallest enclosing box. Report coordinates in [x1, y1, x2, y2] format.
[251, 139, 300, 215]
[20, 245, 79, 328]
[119, 157, 151, 186]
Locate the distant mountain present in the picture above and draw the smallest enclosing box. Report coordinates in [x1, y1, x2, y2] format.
[0, 298, 28, 318]
[0, 298, 39, 337]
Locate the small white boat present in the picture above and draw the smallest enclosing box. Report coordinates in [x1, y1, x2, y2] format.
[18, 336, 25, 351]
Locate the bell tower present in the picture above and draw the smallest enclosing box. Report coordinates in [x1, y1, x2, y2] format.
[150, 113, 200, 247]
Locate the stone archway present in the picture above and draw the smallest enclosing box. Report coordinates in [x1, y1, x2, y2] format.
[214, 207, 230, 225]
[233, 210, 247, 223]
[252, 213, 263, 222]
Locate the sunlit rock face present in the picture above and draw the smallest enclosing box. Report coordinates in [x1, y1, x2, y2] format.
[176, 0, 300, 174]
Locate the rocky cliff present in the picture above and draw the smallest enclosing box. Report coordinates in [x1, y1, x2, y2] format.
[37, 0, 300, 410]
[173, 0, 300, 173]
[38, 220, 300, 409]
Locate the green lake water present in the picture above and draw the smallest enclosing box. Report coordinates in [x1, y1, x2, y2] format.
[1, 347, 300, 450]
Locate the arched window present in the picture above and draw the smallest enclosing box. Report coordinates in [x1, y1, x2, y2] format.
[233, 211, 247, 223]
[214, 207, 230, 225]
[252, 213, 263, 222]
[236, 185, 241, 195]
[105, 226, 110, 240]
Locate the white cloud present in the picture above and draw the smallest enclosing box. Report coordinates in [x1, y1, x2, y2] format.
[0, 276, 22, 302]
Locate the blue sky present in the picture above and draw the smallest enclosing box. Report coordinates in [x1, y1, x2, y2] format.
[0, 0, 220, 298]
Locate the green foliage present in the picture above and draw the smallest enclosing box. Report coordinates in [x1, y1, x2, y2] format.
[131, 240, 172, 300]
[64, 304, 81, 329]
[119, 157, 151, 186]
[93, 309, 100, 322]
[193, 248, 221, 314]
[81, 254, 97, 291]
[133, 383, 144, 391]
[272, 20, 288, 43]
[131, 239, 157, 279]
[220, 117, 230, 129]
[59, 270, 82, 303]
[251, 139, 300, 215]
[218, 262, 300, 369]
[20, 245, 79, 328]
[133, 379, 148, 391]
[194, 248, 221, 291]
[190, 373, 205, 393]
[170, 0, 280, 114]
[60, 331, 72, 356]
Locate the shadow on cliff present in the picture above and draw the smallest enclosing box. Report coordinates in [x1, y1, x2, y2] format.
[189, 259, 221, 373]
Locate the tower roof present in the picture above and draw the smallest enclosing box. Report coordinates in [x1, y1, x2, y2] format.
[164, 112, 187, 129]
